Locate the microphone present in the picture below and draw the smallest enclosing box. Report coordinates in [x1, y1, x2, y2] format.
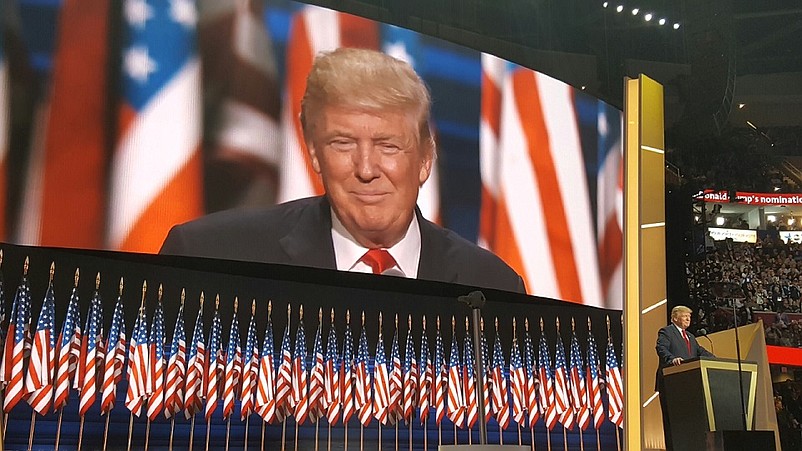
[697, 328, 714, 355]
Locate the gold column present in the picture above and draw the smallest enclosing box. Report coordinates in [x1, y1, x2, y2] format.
[624, 74, 666, 450]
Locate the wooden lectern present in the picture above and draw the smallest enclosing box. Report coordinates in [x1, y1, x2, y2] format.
[662, 357, 775, 451]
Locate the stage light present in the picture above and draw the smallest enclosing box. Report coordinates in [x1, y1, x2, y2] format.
[581, 85, 586, 90]
[616, 5, 624, 13]
[673, 23, 681, 29]
[789, 218, 796, 226]
[694, 215, 700, 222]
[747, 120, 757, 130]
[644, 13, 653, 21]
[775, 186, 781, 191]
[659, 18, 666, 25]
[632, 8, 639, 15]
[768, 215, 777, 223]
[603, 2, 609, 7]
[716, 217, 725, 226]
[738, 103, 746, 109]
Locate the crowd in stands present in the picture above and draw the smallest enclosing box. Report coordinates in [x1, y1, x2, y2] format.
[776, 384, 802, 450]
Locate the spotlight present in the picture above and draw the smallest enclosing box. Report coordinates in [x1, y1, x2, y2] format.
[581, 85, 586, 90]
[673, 23, 681, 29]
[644, 13, 653, 21]
[603, 2, 609, 7]
[632, 8, 639, 15]
[616, 5, 624, 12]
[789, 218, 796, 226]
[738, 103, 746, 109]
[768, 215, 777, 223]
[716, 217, 725, 226]
[659, 18, 666, 25]
[775, 187, 781, 192]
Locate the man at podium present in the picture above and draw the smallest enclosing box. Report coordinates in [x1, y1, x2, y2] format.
[656, 305, 716, 450]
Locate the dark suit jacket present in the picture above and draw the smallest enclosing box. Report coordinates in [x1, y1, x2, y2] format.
[655, 324, 714, 389]
[160, 196, 526, 293]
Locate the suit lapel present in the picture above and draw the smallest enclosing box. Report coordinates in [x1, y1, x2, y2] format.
[417, 210, 459, 283]
[279, 196, 337, 269]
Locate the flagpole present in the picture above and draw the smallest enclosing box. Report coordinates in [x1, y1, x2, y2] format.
[453, 423, 457, 444]
[261, 419, 266, 450]
[562, 427, 567, 451]
[396, 422, 399, 450]
[327, 422, 332, 451]
[244, 416, 250, 451]
[531, 426, 536, 451]
[28, 411, 36, 450]
[103, 413, 111, 450]
[315, 419, 320, 451]
[578, 427, 584, 451]
[498, 423, 503, 445]
[78, 416, 86, 451]
[281, 418, 287, 451]
[546, 428, 551, 451]
[169, 417, 176, 450]
[189, 414, 196, 450]
[344, 422, 348, 451]
[145, 418, 151, 451]
[595, 428, 600, 451]
[615, 426, 621, 451]
[55, 409, 64, 450]
[225, 417, 231, 451]
[423, 419, 428, 451]
[409, 421, 412, 451]
[360, 423, 364, 451]
[378, 422, 382, 451]
[294, 418, 300, 451]
[127, 412, 134, 451]
[518, 424, 522, 446]
[206, 418, 211, 451]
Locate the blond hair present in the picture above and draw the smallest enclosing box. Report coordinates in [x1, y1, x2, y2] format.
[300, 47, 434, 155]
[671, 305, 692, 320]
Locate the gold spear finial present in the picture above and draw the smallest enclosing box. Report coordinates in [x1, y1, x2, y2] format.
[480, 317, 485, 332]
[451, 315, 456, 334]
[0, 250, 3, 267]
[299, 304, 304, 321]
[158, 283, 163, 302]
[409, 314, 413, 331]
[361, 311, 365, 326]
[588, 317, 592, 331]
[252, 299, 256, 316]
[571, 317, 576, 332]
[287, 304, 291, 322]
[465, 316, 469, 332]
[494, 316, 499, 332]
[318, 307, 323, 324]
[379, 312, 383, 334]
[525, 317, 530, 333]
[95, 272, 100, 290]
[180, 289, 186, 308]
[331, 308, 335, 324]
[395, 313, 399, 330]
[513, 317, 517, 336]
[436, 315, 440, 330]
[233, 297, 238, 313]
[606, 315, 611, 334]
[73, 268, 80, 288]
[422, 315, 427, 331]
[49, 261, 55, 283]
[140, 280, 147, 308]
[540, 317, 544, 333]
[199, 291, 205, 310]
[556, 317, 561, 331]
[267, 300, 272, 319]
[346, 309, 351, 324]
[23, 256, 29, 276]
[214, 294, 220, 311]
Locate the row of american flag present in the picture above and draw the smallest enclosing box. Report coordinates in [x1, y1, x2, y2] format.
[0, 261, 625, 441]
[1, 0, 623, 310]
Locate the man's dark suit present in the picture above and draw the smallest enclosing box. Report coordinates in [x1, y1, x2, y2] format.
[655, 324, 714, 450]
[160, 196, 526, 293]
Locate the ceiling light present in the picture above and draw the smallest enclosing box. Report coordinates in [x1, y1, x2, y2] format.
[738, 103, 745, 109]
[716, 217, 725, 226]
[659, 18, 666, 25]
[644, 13, 653, 21]
[632, 8, 639, 15]
[603, 2, 609, 7]
[768, 215, 776, 223]
[673, 23, 681, 29]
[616, 5, 624, 13]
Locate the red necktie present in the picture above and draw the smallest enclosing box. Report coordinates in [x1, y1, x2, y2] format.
[682, 329, 691, 354]
[360, 249, 397, 274]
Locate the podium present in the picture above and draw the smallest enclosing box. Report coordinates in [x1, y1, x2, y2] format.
[662, 357, 775, 451]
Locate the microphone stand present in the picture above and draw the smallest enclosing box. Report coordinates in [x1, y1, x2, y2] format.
[458, 291, 488, 445]
[732, 300, 748, 431]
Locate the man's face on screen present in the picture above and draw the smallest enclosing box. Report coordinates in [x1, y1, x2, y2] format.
[308, 105, 433, 248]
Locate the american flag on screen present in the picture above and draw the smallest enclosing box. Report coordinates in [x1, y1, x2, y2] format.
[1, 274, 31, 413]
[126, 304, 149, 417]
[355, 321, 372, 427]
[54, 283, 81, 410]
[340, 318, 354, 424]
[446, 328, 465, 428]
[291, 312, 309, 424]
[278, 5, 439, 221]
[388, 325, 403, 424]
[275, 314, 293, 422]
[240, 303, 259, 421]
[538, 329, 557, 430]
[417, 322, 431, 424]
[16, 0, 109, 249]
[523, 327, 539, 428]
[183, 298, 205, 419]
[0, 5, 7, 241]
[491, 327, 509, 430]
[402, 320, 418, 424]
[463, 326, 478, 429]
[108, 0, 203, 253]
[164, 297, 186, 418]
[204, 303, 224, 421]
[554, 330, 574, 430]
[0, 271, 6, 346]
[373, 325, 390, 425]
[26, 281, 56, 415]
[222, 304, 242, 420]
[569, 330, 589, 430]
[308, 315, 325, 423]
[433, 324, 446, 427]
[479, 52, 606, 306]
[605, 338, 624, 428]
[78, 289, 104, 417]
[146, 300, 165, 421]
[597, 105, 624, 310]
[255, 308, 276, 422]
[509, 332, 527, 427]
[197, 0, 282, 196]
[100, 290, 126, 414]
[324, 313, 340, 425]
[586, 331, 605, 429]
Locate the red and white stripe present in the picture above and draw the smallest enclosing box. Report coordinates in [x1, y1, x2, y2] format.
[26, 328, 54, 415]
[274, 341, 293, 421]
[355, 360, 372, 426]
[339, 360, 352, 424]
[402, 359, 418, 423]
[53, 336, 77, 410]
[2, 327, 27, 413]
[446, 361, 465, 428]
[147, 346, 165, 421]
[526, 371, 539, 428]
[538, 367, 557, 430]
[510, 363, 527, 427]
[125, 337, 148, 416]
[607, 359, 624, 428]
[373, 360, 390, 425]
[597, 111, 624, 309]
[78, 338, 101, 417]
[205, 348, 224, 421]
[570, 362, 589, 430]
[255, 349, 276, 422]
[240, 346, 258, 421]
[388, 349, 402, 424]
[479, 54, 603, 305]
[16, 0, 109, 249]
[292, 355, 309, 424]
[418, 358, 431, 424]
[554, 364, 574, 430]
[463, 362, 478, 429]
[308, 344, 325, 422]
[183, 342, 205, 419]
[490, 366, 509, 429]
[587, 364, 604, 429]
[164, 343, 186, 418]
[433, 363, 447, 426]
[100, 335, 126, 414]
[324, 354, 340, 424]
[198, 0, 282, 187]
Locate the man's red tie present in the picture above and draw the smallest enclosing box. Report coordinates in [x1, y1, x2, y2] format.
[682, 329, 691, 354]
[360, 249, 397, 274]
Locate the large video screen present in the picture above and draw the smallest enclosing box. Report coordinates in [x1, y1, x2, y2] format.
[2, 0, 622, 308]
